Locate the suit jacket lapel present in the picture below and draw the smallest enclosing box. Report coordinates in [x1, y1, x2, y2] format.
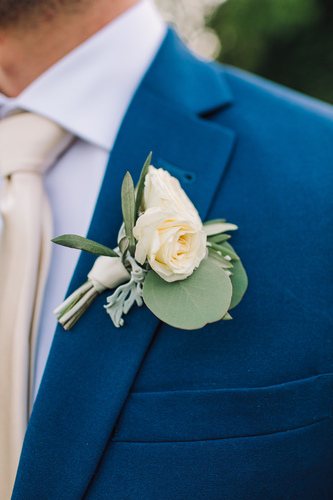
[13, 30, 236, 499]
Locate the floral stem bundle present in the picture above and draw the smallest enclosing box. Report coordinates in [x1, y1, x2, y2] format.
[53, 153, 247, 330]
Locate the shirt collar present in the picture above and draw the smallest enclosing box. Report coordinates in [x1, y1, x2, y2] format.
[0, 0, 166, 151]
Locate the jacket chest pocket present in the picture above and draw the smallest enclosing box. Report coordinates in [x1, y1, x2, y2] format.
[85, 375, 333, 499]
[114, 374, 333, 442]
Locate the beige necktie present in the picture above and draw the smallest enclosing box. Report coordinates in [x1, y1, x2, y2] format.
[0, 112, 73, 498]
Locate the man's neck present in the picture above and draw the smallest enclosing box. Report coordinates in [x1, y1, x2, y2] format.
[0, 0, 139, 98]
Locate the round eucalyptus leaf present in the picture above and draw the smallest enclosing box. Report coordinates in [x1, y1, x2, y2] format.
[142, 259, 232, 330]
[229, 258, 248, 309]
[220, 241, 247, 310]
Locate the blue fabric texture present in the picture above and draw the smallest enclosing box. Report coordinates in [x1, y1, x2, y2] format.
[12, 29, 333, 499]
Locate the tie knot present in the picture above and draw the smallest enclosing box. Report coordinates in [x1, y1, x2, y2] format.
[0, 112, 73, 178]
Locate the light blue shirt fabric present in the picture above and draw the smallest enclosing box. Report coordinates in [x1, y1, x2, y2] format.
[0, 0, 166, 404]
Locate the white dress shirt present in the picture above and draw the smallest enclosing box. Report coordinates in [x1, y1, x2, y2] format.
[0, 0, 166, 403]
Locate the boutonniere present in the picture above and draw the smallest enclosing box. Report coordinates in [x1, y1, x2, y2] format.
[53, 153, 247, 330]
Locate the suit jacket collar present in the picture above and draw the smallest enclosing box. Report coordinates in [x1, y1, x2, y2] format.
[13, 29, 236, 499]
[142, 29, 234, 115]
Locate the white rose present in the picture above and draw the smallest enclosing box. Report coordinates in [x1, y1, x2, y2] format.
[133, 167, 207, 282]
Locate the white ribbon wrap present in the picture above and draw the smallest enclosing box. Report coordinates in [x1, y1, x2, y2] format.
[54, 254, 131, 329]
[88, 255, 130, 292]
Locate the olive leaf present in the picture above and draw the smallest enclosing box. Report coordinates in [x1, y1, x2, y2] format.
[135, 151, 152, 220]
[121, 171, 136, 256]
[52, 234, 119, 257]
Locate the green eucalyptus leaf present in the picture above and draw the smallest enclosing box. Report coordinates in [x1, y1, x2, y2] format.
[121, 171, 136, 255]
[207, 248, 233, 269]
[142, 259, 232, 330]
[222, 312, 233, 320]
[52, 234, 119, 257]
[135, 152, 152, 219]
[219, 241, 247, 309]
[229, 256, 248, 309]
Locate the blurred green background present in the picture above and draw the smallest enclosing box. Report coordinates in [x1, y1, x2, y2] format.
[208, 0, 333, 104]
[156, 0, 333, 105]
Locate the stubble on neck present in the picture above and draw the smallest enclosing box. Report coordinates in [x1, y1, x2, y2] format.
[0, 0, 86, 30]
[0, 0, 139, 97]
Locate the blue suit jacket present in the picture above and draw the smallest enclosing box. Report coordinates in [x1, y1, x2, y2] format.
[12, 30, 333, 499]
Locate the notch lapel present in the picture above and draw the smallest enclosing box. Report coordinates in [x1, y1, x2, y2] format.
[13, 30, 236, 499]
